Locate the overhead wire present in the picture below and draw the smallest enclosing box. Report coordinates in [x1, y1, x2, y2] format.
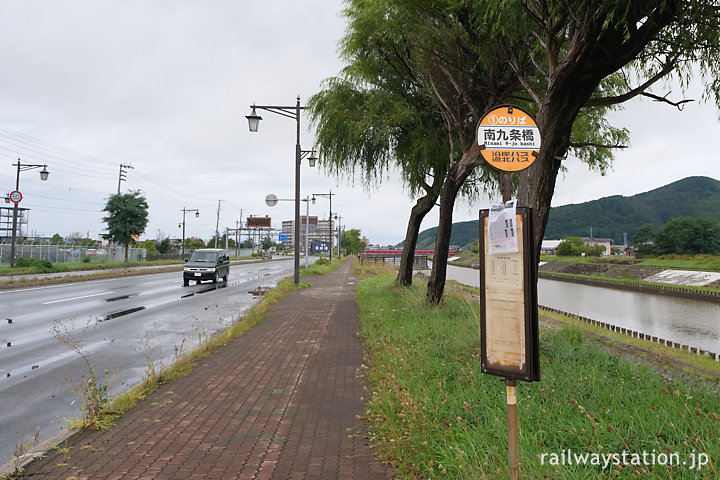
[0, 124, 244, 238]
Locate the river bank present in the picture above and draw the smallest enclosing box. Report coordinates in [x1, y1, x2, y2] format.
[356, 264, 720, 479]
[449, 253, 720, 300]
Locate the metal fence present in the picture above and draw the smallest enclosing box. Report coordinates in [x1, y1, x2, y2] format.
[0, 244, 147, 265]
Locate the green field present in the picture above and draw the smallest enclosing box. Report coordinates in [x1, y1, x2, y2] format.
[356, 264, 720, 479]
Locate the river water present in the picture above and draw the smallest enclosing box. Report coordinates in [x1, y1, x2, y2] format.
[445, 264, 720, 353]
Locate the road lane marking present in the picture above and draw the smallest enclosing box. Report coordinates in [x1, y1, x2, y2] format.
[42, 291, 115, 305]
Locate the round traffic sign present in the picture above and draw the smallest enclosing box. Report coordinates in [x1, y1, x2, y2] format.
[478, 105, 541, 172]
[9, 190, 22, 204]
[265, 194, 278, 207]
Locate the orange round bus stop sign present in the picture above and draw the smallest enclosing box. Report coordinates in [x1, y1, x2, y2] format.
[478, 105, 541, 172]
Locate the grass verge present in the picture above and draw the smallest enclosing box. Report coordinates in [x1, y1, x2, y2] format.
[539, 254, 720, 271]
[0, 258, 271, 290]
[300, 256, 347, 277]
[0, 259, 183, 276]
[356, 264, 720, 479]
[541, 309, 720, 380]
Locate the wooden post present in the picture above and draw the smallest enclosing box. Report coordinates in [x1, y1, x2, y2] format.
[506, 378, 518, 480]
[499, 174, 518, 479]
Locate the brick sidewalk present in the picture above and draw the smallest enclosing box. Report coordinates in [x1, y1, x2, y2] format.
[20, 260, 393, 479]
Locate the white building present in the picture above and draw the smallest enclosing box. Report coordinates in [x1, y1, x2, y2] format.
[281, 216, 335, 252]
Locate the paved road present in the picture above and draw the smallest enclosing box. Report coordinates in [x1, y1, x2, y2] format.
[13, 259, 392, 479]
[0, 259, 297, 464]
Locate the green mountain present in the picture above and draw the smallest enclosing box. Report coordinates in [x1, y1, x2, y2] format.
[408, 219, 479, 250]
[401, 176, 720, 248]
[544, 176, 720, 244]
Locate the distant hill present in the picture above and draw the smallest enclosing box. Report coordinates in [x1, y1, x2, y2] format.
[408, 219, 479, 250]
[400, 176, 720, 248]
[544, 176, 720, 244]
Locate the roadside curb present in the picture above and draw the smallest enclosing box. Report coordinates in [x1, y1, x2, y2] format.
[0, 428, 75, 477]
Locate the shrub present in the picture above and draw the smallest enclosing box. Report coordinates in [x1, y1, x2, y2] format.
[15, 257, 55, 273]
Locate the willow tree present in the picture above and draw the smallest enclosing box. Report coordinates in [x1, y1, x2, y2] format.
[308, 5, 452, 286]
[315, 0, 720, 304]
[515, 0, 720, 258]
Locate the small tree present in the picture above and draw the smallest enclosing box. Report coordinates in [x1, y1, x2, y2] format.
[50, 233, 65, 245]
[654, 217, 720, 255]
[140, 240, 158, 257]
[632, 223, 656, 256]
[185, 237, 205, 251]
[102, 190, 149, 262]
[585, 244, 606, 257]
[156, 237, 173, 254]
[632, 224, 654, 245]
[556, 237, 586, 257]
[340, 229, 366, 255]
[67, 232, 96, 246]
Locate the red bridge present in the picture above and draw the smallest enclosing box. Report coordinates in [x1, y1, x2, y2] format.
[362, 249, 456, 255]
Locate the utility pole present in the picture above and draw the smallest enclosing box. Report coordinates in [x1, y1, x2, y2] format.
[235, 220, 240, 257]
[118, 164, 133, 194]
[214, 200, 222, 248]
[236, 208, 243, 257]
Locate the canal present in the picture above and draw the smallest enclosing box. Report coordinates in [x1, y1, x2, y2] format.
[445, 264, 720, 353]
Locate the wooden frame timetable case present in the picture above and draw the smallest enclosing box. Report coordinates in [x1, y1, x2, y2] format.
[479, 207, 540, 382]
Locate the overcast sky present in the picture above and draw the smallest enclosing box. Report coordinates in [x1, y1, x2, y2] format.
[1, 1, 719, 247]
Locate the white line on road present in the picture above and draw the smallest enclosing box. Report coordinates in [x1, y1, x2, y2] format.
[42, 291, 115, 305]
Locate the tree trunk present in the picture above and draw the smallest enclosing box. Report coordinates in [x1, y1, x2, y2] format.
[426, 144, 482, 304]
[518, 75, 600, 259]
[397, 191, 438, 286]
[124, 243, 129, 262]
[426, 173, 459, 304]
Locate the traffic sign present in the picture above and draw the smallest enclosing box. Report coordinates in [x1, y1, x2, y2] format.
[265, 194, 278, 207]
[478, 105, 541, 172]
[9, 190, 22, 204]
[279, 233, 289, 242]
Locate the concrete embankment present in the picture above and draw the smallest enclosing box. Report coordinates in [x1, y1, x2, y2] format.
[537, 271, 720, 303]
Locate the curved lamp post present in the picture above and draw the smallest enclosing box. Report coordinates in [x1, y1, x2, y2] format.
[247, 96, 316, 284]
[9, 159, 49, 268]
[311, 190, 334, 260]
[179, 208, 200, 259]
[334, 214, 342, 257]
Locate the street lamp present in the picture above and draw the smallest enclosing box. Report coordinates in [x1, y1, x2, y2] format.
[9, 159, 49, 268]
[247, 96, 317, 284]
[334, 214, 342, 257]
[179, 208, 199, 259]
[311, 190, 334, 261]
